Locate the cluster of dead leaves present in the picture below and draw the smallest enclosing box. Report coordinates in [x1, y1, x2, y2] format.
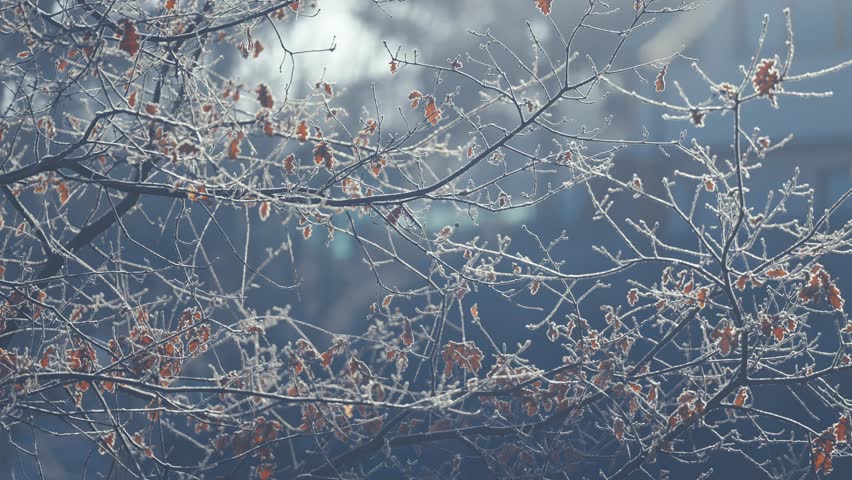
[101, 307, 208, 391]
[753, 57, 781, 107]
[186, 183, 211, 202]
[813, 415, 849, 474]
[355, 118, 378, 148]
[313, 141, 334, 170]
[108, 326, 179, 384]
[178, 308, 210, 356]
[213, 416, 282, 462]
[65, 342, 103, 400]
[735, 273, 763, 291]
[482, 358, 561, 417]
[408, 91, 442, 126]
[799, 264, 844, 311]
[66, 343, 97, 373]
[442, 340, 483, 377]
[652, 268, 710, 310]
[711, 325, 738, 355]
[385, 347, 409, 373]
[101, 429, 153, 459]
[238, 40, 264, 59]
[668, 390, 706, 428]
[31, 172, 71, 205]
[759, 313, 797, 342]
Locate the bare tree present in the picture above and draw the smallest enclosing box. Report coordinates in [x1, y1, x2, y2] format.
[1, 0, 851, 478]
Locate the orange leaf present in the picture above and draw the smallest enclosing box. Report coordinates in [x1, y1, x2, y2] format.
[813, 450, 832, 474]
[408, 90, 422, 109]
[828, 284, 845, 311]
[835, 415, 849, 443]
[753, 58, 781, 106]
[534, 0, 553, 15]
[772, 325, 785, 342]
[711, 326, 738, 356]
[296, 121, 309, 142]
[696, 287, 708, 309]
[315, 81, 334, 97]
[733, 386, 749, 407]
[56, 182, 70, 205]
[119, 21, 140, 57]
[165, 0, 176, 10]
[257, 464, 273, 480]
[401, 318, 413, 346]
[442, 341, 483, 377]
[136, 307, 149, 324]
[813, 428, 836, 474]
[283, 154, 296, 174]
[648, 384, 657, 402]
[613, 417, 625, 441]
[766, 268, 788, 279]
[655, 65, 667, 92]
[228, 136, 241, 159]
[313, 141, 334, 170]
[320, 349, 334, 368]
[799, 264, 845, 311]
[627, 288, 639, 307]
[256, 83, 274, 109]
[258, 201, 271, 222]
[424, 96, 442, 125]
[546, 323, 559, 342]
[40, 346, 54, 368]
